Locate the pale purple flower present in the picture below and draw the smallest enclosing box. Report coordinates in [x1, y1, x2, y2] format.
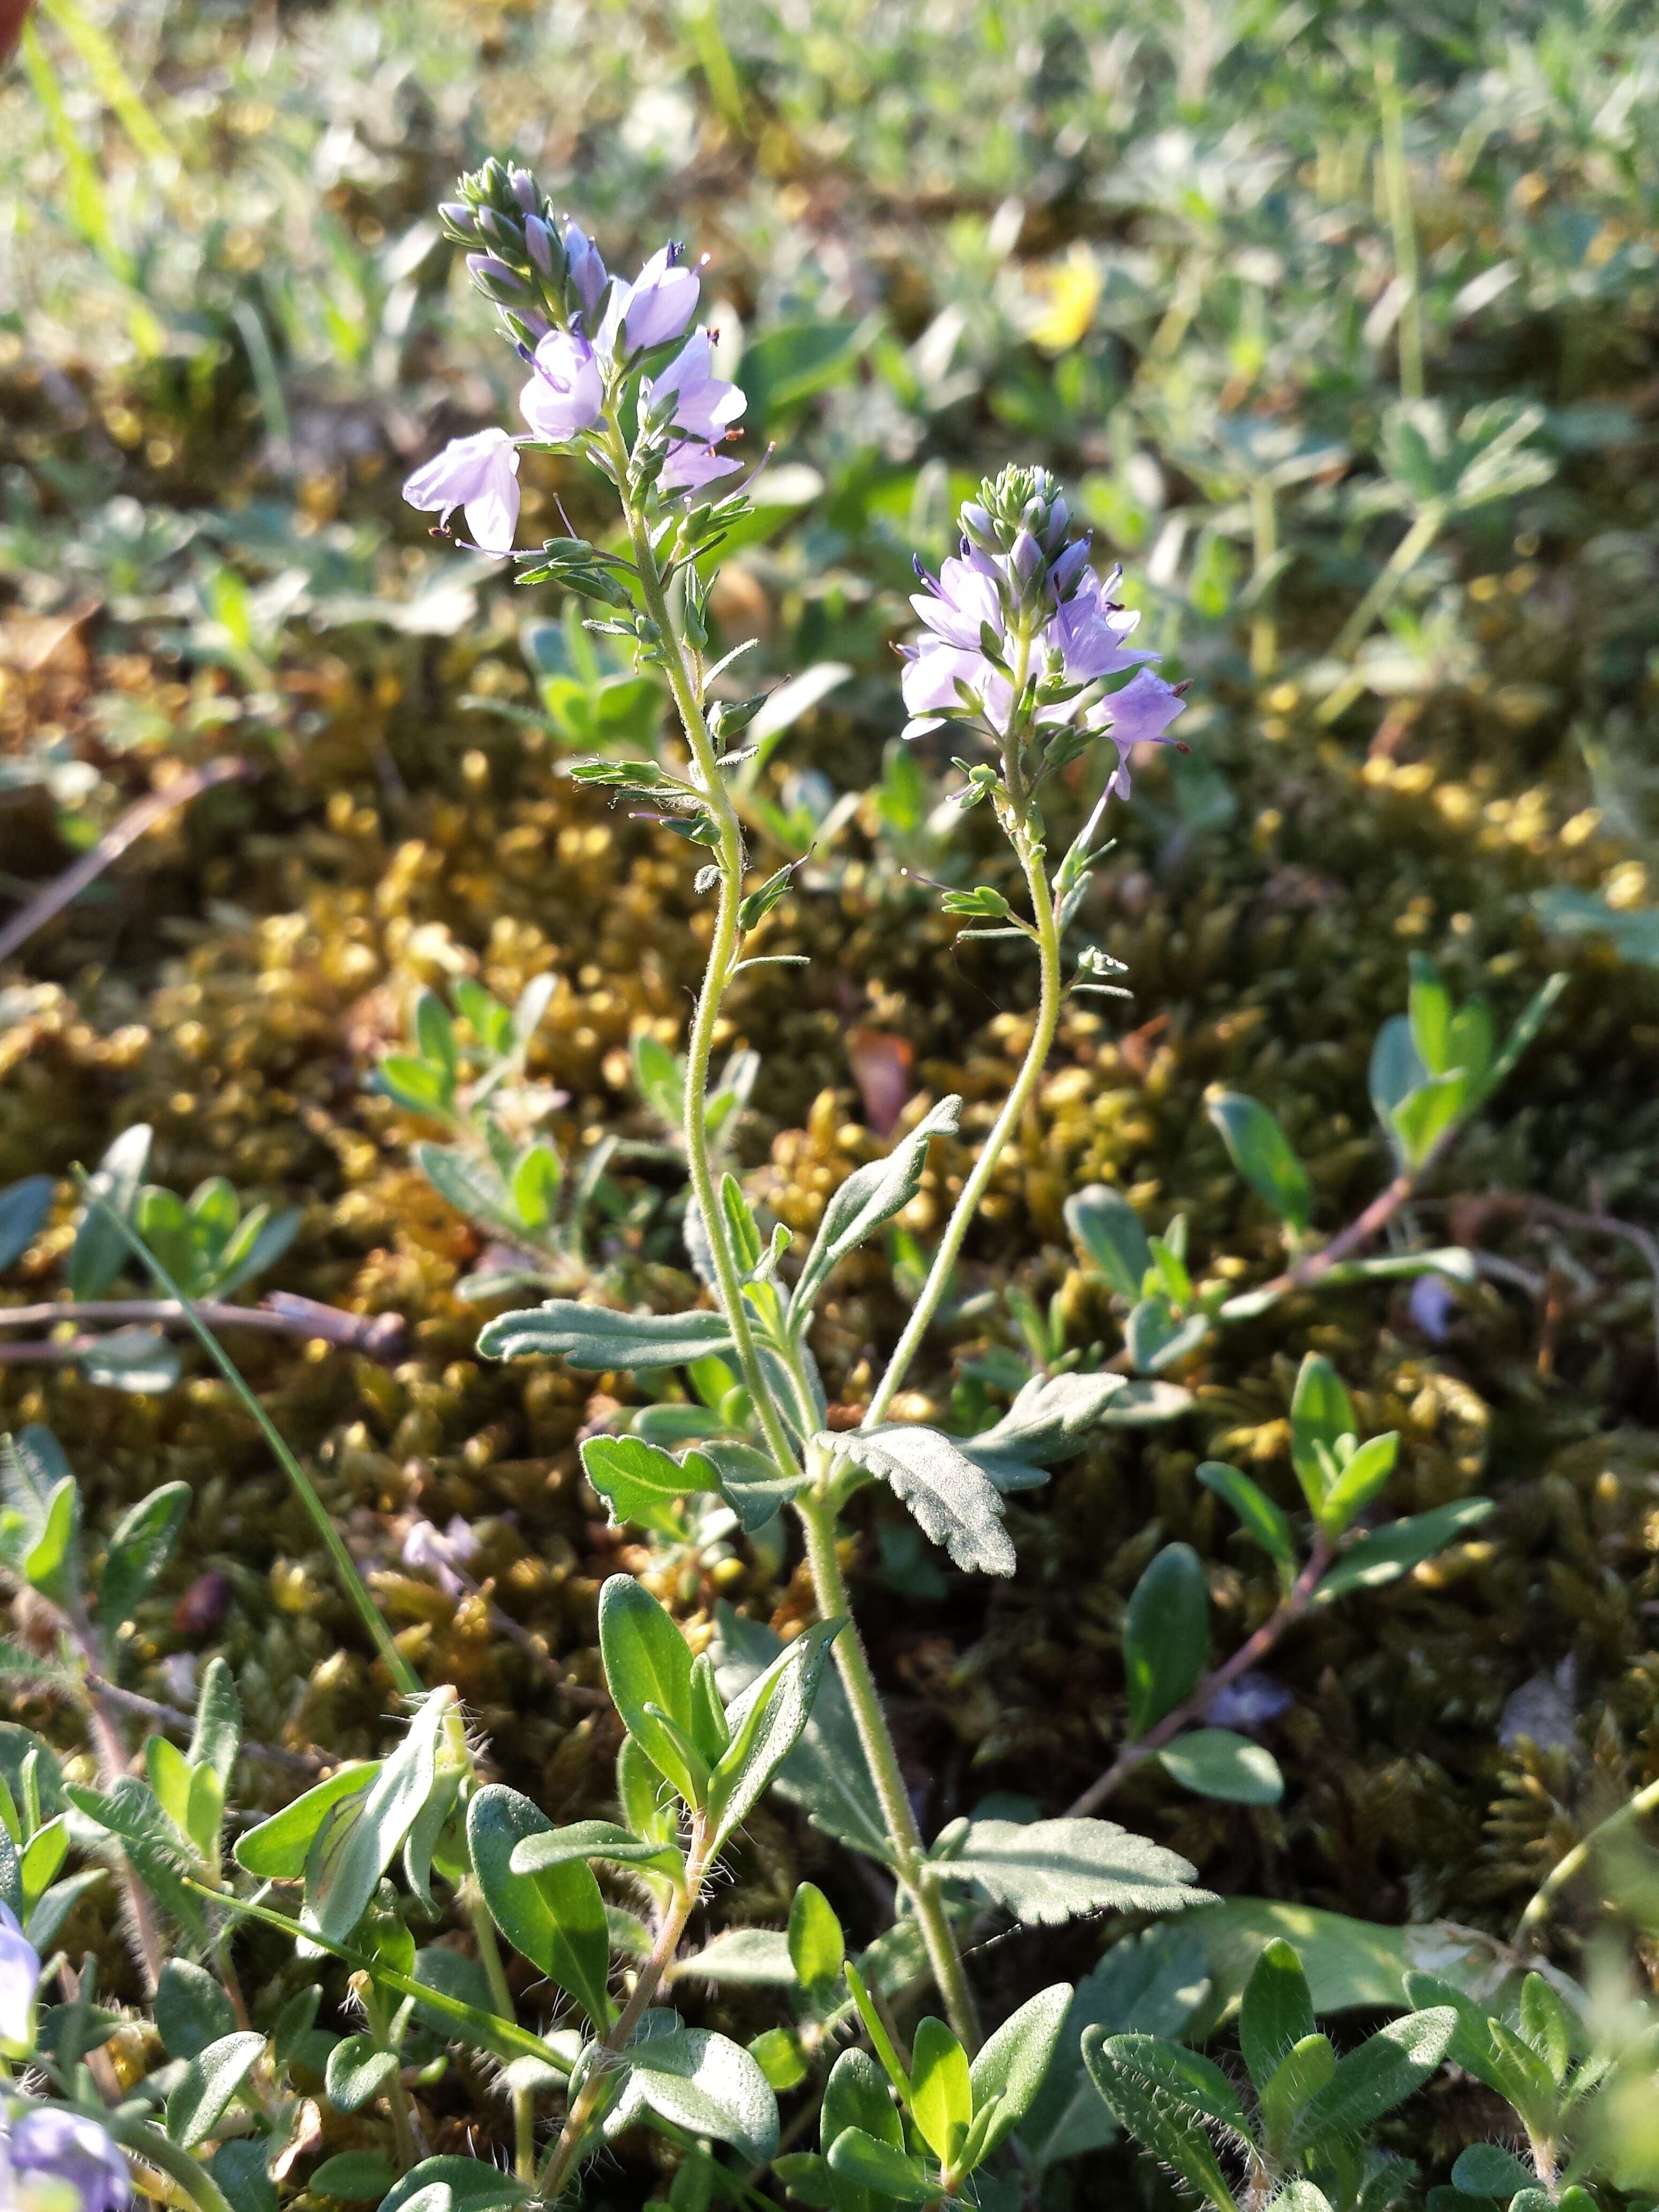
[564, 222, 608, 319]
[402, 428, 520, 554]
[0, 1901, 39, 2047]
[900, 551, 1013, 736]
[1049, 564, 1154, 682]
[402, 1514, 480, 1600]
[1204, 1673, 1294, 1732]
[6, 2109, 130, 2212]
[645, 332, 745, 443]
[659, 439, 742, 495]
[1408, 1272, 1459, 1343]
[1087, 668, 1188, 798]
[519, 329, 604, 440]
[599, 245, 700, 357]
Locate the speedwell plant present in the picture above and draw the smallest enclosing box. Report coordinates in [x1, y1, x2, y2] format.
[427, 157, 1200, 2049]
[0, 158, 1623, 2212]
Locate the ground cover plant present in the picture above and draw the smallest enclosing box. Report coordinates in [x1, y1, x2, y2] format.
[4, 0, 1659, 2207]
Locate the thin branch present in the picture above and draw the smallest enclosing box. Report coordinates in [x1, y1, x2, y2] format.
[1473, 1193, 1659, 1366]
[0, 757, 252, 965]
[0, 1294, 405, 1359]
[1066, 1541, 1331, 1818]
[80, 1671, 325, 1774]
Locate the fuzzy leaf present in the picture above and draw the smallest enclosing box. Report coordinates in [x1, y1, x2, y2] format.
[1240, 1940, 1318, 2095]
[167, 2030, 267, 2147]
[478, 1301, 733, 1370]
[155, 1959, 238, 2062]
[933, 1817, 1211, 1925]
[961, 1372, 1190, 1490]
[325, 2034, 399, 2116]
[582, 1436, 720, 1536]
[599, 1575, 703, 1804]
[1065, 1185, 1151, 1299]
[1289, 2008, 1457, 2151]
[969, 1983, 1072, 2159]
[1197, 1462, 1296, 1571]
[711, 1607, 892, 1863]
[707, 1619, 843, 1852]
[99, 1482, 190, 1629]
[1124, 1544, 1208, 1736]
[793, 1097, 961, 1312]
[826, 2131, 936, 2204]
[466, 1785, 612, 2027]
[827, 1425, 1013, 1576]
[613, 2013, 780, 2163]
[1206, 1093, 1312, 1231]
[1081, 2030, 1243, 2211]
[305, 1692, 449, 1944]
[235, 1764, 377, 1880]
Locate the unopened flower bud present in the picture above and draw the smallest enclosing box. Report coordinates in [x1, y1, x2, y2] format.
[477, 206, 524, 256]
[437, 200, 478, 241]
[467, 252, 526, 300]
[524, 214, 556, 275]
[508, 165, 538, 212]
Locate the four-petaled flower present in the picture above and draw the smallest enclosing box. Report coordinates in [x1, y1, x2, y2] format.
[520, 328, 603, 441]
[0, 1901, 39, 2050]
[598, 244, 700, 358]
[1049, 563, 1153, 683]
[402, 428, 520, 555]
[5, 2108, 131, 2212]
[1086, 668, 1189, 798]
[646, 331, 746, 445]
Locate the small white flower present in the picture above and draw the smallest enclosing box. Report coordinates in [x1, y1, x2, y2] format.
[402, 1515, 480, 1598]
[0, 1900, 40, 2049]
[402, 428, 521, 554]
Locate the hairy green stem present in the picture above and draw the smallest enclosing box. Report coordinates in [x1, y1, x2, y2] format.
[863, 817, 1063, 1428]
[536, 1818, 711, 2201]
[465, 1881, 536, 2180]
[606, 417, 804, 1487]
[797, 1492, 980, 2050]
[1318, 503, 1443, 713]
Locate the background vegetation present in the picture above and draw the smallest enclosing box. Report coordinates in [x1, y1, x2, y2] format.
[4, 0, 1659, 2192]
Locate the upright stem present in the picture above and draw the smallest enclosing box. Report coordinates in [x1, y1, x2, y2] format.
[536, 1818, 711, 2202]
[1377, 44, 1423, 403]
[465, 1882, 536, 2181]
[797, 1493, 980, 2051]
[609, 420, 803, 1488]
[1249, 479, 1279, 679]
[1319, 504, 1443, 708]
[864, 819, 1063, 1429]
